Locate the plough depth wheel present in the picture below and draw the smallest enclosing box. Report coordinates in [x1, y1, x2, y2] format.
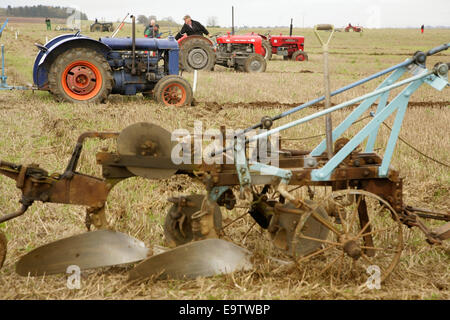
[293, 189, 403, 283]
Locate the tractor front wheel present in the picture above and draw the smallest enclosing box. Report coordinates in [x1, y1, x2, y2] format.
[154, 75, 193, 107]
[292, 51, 308, 61]
[48, 47, 113, 103]
[243, 53, 267, 73]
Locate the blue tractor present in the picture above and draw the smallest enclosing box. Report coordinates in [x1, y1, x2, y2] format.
[33, 16, 193, 107]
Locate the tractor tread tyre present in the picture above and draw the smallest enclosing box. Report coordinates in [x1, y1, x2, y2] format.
[154, 75, 193, 107]
[180, 38, 215, 72]
[243, 53, 267, 73]
[153, 74, 183, 100]
[48, 47, 113, 104]
[262, 40, 272, 60]
[292, 50, 308, 61]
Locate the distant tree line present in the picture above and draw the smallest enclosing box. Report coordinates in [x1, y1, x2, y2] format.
[136, 14, 180, 27]
[4, 5, 88, 20]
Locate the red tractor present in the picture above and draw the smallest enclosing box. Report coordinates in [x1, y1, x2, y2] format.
[256, 33, 308, 61]
[345, 23, 363, 32]
[177, 33, 267, 73]
[214, 33, 266, 72]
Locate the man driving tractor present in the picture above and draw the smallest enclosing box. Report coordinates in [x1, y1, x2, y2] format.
[175, 15, 209, 40]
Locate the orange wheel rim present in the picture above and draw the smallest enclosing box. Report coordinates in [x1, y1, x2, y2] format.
[61, 60, 102, 100]
[162, 83, 186, 106]
[296, 54, 305, 61]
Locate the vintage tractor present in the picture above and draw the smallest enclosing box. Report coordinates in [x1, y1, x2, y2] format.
[33, 16, 193, 107]
[345, 23, 363, 32]
[256, 33, 308, 61]
[214, 33, 267, 72]
[0, 41, 448, 282]
[248, 19, 308, 61]
[177, 33, 267, 73]
[90, 21, 114, 32]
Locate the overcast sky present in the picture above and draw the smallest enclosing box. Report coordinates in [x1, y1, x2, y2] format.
[1, 0, 449, 28]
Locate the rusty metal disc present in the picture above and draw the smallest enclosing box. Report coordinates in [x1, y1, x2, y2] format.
[291, 200, 330, 257]
[16, 230, 150, 276]
[270, 199, 329, 257]
[0, 231, 7, 269]
[128, 239, 253, 281]
[117, 122, 175, 179]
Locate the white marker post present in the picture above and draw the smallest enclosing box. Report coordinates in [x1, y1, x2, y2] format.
[193, 70, 198, 94]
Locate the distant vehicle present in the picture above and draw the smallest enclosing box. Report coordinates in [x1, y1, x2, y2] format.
[90, 21, 114, 32]
[345, 23, 363, 32]
[55, 25, 80, 32]
[249, 32, 308, 61]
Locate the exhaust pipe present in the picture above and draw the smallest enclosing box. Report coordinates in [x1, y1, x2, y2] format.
[131, 15, 136, 75]
[289, 18, 293, 36]
[232, 6, 235, 35]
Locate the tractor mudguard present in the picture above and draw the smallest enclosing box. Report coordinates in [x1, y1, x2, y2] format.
[177, 35, 213, 48]
[33, 34, 112, 89]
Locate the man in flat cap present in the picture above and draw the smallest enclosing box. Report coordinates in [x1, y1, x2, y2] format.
[175, 15, 209, 40]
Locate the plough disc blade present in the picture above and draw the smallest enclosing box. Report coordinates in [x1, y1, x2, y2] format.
[128, 239, 253, 281]
[16, 230, 149, 276]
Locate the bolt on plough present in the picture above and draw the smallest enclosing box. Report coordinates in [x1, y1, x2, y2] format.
[0, 36, 449, 284]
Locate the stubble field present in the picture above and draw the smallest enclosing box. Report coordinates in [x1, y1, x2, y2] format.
[0, 20, 448, 299]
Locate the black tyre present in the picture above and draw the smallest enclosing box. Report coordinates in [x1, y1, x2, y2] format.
[48, 47, 113, 103]
[180, 38, 215, 72]
[292, 50, 308, 61]
[154, 75, 193, 107]
[262, 40, 272, 60]
[243, 53, 267, 73]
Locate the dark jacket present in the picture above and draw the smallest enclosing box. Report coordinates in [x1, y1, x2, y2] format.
[175, 20, 209, 40]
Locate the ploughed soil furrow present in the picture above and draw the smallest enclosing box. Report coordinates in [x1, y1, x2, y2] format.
[201, 100, 449, 110]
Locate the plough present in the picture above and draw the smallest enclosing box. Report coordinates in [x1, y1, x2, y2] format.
[0, 39, 449, 284]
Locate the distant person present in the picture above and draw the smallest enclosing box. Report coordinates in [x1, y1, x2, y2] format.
[45, 17, 51, 31]
[145, 20, 161, 38]
[144, 19, 156, 37]
[421, 24, 424, 34]
[174, 15, 209, 40]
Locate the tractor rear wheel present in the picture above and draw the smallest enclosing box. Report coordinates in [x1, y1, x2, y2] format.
[243, 53, 267, 73]
[48, 47, 113, 103]
[180, 38, 215, 72]
[292, 50, 308, 62]
[262, 40, 272, 60]
[154, 75, 193, 107]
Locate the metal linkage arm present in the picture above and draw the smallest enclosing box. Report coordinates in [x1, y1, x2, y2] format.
[62, 131, 119, 179]
[248, 70, 433, 143]
[210, 43, 449, 158]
